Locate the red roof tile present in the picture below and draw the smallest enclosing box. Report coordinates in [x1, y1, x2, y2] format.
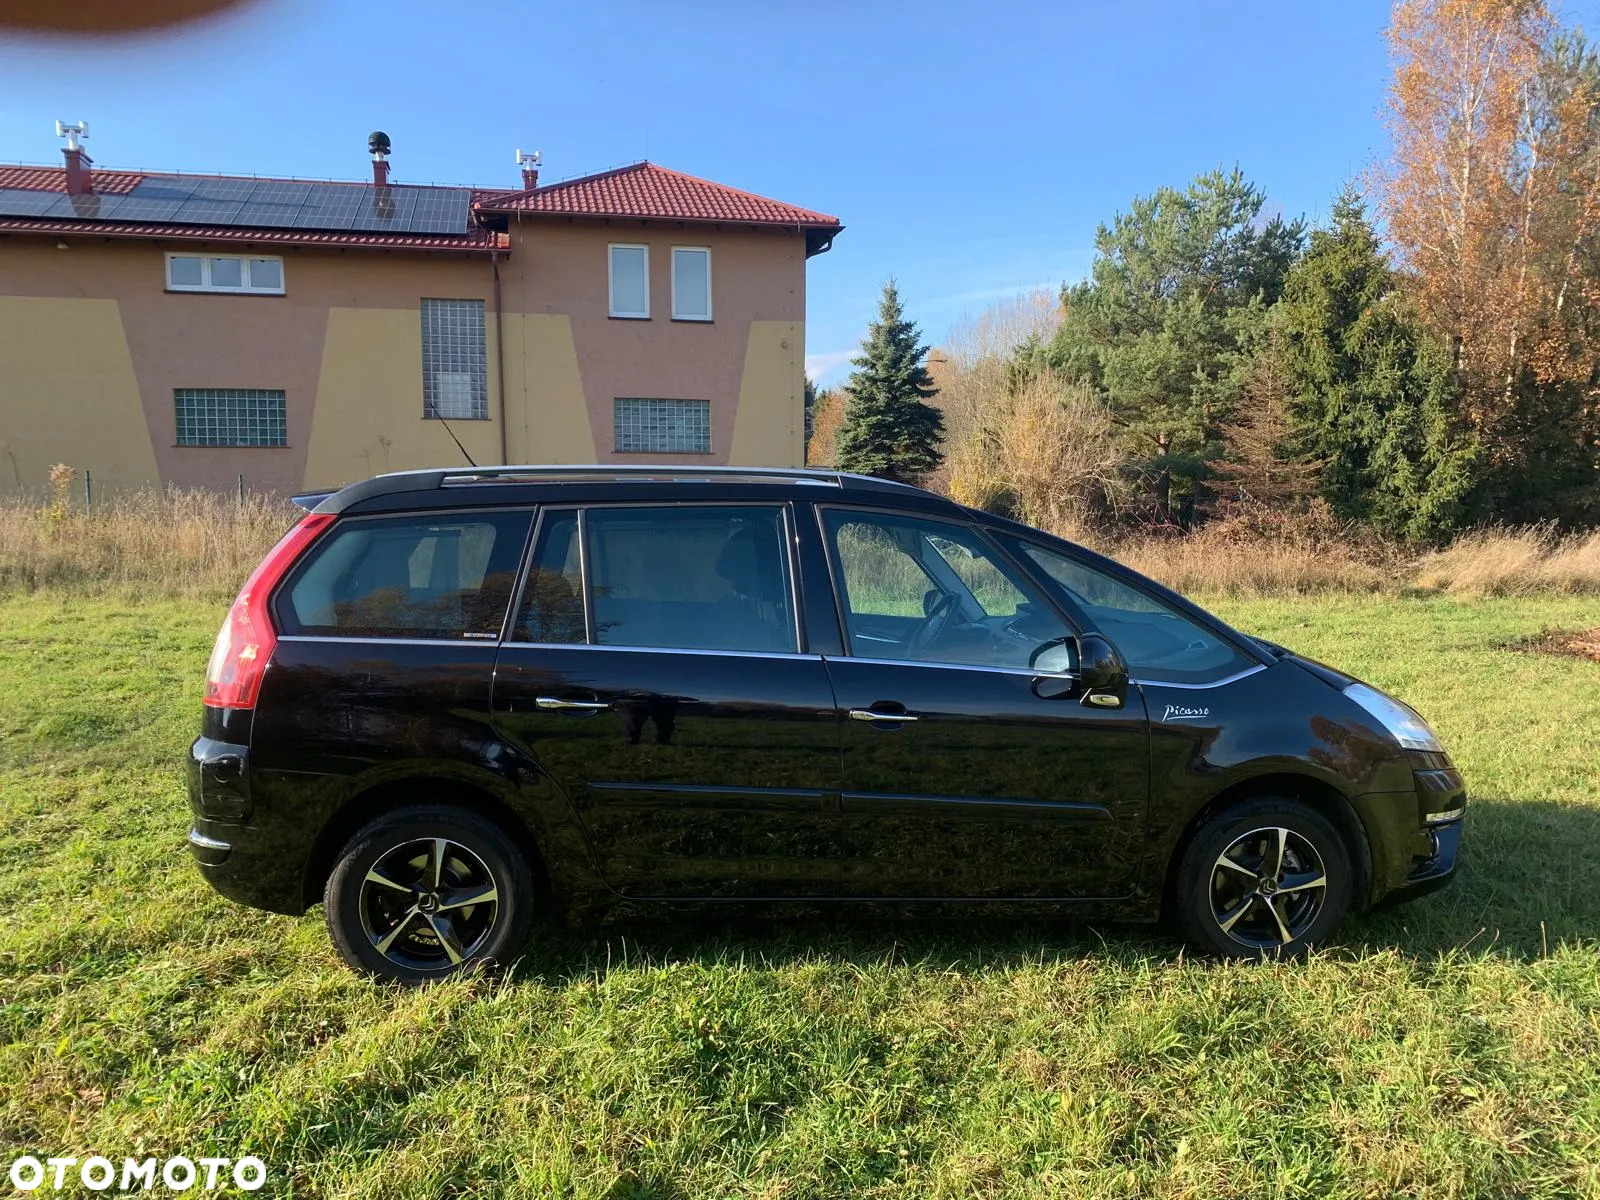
[0, 164, 144, 194]
[476, 161, 840, 228]
[0, 216, 508, 253]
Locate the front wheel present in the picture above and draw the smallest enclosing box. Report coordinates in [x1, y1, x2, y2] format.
[324, 805, 536, 983]
[1174, 797, 1355, 959]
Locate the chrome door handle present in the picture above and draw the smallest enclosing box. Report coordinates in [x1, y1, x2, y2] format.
[535, 696, 610, 711]
[849, 708, 919, 723]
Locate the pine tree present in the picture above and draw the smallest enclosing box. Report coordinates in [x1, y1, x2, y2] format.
[1276, 187, 1480, 539]
[1044, 169, 1304, 518]
[1209, 329, 1323, 509]
[834, 282, 946, 482]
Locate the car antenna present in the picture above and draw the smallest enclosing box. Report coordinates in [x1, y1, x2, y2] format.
[435, 416, 478, 468]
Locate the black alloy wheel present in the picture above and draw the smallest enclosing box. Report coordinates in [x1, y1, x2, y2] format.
[324, 804, 535, 983]
[1175, 797, 1354, 958]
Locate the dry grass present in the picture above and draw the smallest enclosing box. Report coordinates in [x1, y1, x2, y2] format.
[1083, 503, 1407, 598]
[0, 489, 296, 597]
[1413, 526, 1600, 596]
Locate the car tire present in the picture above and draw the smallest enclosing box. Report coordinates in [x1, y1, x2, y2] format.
[323, 804, 536, 984]
[1174, 797, 1354, 959]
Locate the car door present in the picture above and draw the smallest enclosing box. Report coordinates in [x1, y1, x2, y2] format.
[490, 503, 843, 898]
[812, 506, 1151, 899]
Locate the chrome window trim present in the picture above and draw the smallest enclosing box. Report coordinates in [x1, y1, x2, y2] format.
[498, 641, 825, 663]
[278, 635, 505, 648]
[1131, 664, 1268, 690]
[824, 654, 1075, 681]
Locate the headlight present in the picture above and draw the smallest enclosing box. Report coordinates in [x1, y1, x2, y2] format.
[1343, 682, 1443, 752]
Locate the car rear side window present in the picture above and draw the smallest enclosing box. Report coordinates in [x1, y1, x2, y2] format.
[1013, 541, 1255, 684]
[277, 511, 532, 640]
[577, 506, 796, 653]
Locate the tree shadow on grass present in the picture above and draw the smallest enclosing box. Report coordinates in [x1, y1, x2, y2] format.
[506, 795, 1600, 984]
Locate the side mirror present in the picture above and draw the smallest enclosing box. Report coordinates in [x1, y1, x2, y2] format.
[1029, 636, 1078, 700]
[1077, 633, 1128, 709]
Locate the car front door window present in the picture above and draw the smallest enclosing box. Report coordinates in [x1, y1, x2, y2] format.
[1013, 541, 1256, 684]
[823, 510, 1072, 671]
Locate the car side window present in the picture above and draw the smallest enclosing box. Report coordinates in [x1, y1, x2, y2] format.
[1014, 541, 1256, 684]
[514, 510, 585, 643]
[554, 505, 797, 654]
[278, 510, 531, 640]
[823, 509, 1072, 670]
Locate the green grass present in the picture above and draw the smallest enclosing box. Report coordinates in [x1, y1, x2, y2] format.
[1, 590, 1597, 1198]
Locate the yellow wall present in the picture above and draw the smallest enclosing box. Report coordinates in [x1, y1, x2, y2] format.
[500, 314, 597, 463]
[729, 320, 805, 467]
[0, 297, 159, 492]
[302, 307, 504, 488]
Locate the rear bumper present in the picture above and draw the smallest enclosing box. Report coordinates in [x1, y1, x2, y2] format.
[187, 817, 308, 915]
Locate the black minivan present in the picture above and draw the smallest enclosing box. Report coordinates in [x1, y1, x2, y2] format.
[188, 466, 1465, 981]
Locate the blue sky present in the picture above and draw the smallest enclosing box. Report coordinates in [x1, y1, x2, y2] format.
[5, 0, 1597, 386]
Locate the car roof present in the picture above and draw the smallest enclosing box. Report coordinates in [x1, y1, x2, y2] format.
[295, 465, 966, 519]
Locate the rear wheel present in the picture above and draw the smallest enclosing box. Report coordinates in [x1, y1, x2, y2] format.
[324, 805, 535, 983]
[1174, 797, 1354, 959]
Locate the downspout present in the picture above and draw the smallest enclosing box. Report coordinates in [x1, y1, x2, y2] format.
[491, 247, 509, 465]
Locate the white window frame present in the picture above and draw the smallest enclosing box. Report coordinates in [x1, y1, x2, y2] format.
[608, 243, 650, 319]
[165, 252, 285, 295]
[671, 246, 713, 322]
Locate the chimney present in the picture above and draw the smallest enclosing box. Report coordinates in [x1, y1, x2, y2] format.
[516, 148, 541, 191]
[55, 120, 92, 195]
[368, 130, 392, 187]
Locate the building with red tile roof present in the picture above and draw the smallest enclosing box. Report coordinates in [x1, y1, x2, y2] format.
[0, 135, 841, 492]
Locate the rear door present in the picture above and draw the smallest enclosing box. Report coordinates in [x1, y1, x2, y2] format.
[490, 504, 843, 898]
[251, 509, 534, 878]
[812, 506, 1151, 899]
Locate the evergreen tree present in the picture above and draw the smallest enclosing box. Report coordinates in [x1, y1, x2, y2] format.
[1208, 328, 1323, 509]
[835, 282, 946, 482]
[1275, 187, 1480, 539]
[1045, 168, 1304, 518]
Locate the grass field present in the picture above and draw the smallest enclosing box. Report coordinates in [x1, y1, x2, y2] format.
[1, 589, 1598, 1198]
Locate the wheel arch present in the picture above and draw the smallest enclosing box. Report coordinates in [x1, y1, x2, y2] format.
[301, 775, 548, 910]
[1159, 771, 1374, 921]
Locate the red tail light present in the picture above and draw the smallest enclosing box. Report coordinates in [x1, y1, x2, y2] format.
[204, 512, 335, 709]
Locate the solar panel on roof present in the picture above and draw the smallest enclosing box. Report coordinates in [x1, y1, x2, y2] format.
[61, 193, 132, 220]
[0, 188, 67, 217]
[401, 190, 471, 233]
[130, 178, 201, 202]
[101, 198, 184, 222]
[173, 199, 247, 223]
[0, 173, 477, 238]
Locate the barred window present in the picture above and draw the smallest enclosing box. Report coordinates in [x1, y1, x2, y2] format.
[613, 398, 711, 453]
[174, 388, 287, 447]
[421, 299, 488, 420]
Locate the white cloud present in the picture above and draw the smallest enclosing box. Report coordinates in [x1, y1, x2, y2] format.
[805, 347, 858, 386]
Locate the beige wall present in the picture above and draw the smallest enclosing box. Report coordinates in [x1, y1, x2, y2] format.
[500, 218, 807, 466]
[0, 295, 159, 491]
[0, 218, 812, 493]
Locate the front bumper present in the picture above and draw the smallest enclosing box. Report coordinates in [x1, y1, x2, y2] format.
[1353, 758, 1467, 908]
[1388, 818, 1463, 902]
